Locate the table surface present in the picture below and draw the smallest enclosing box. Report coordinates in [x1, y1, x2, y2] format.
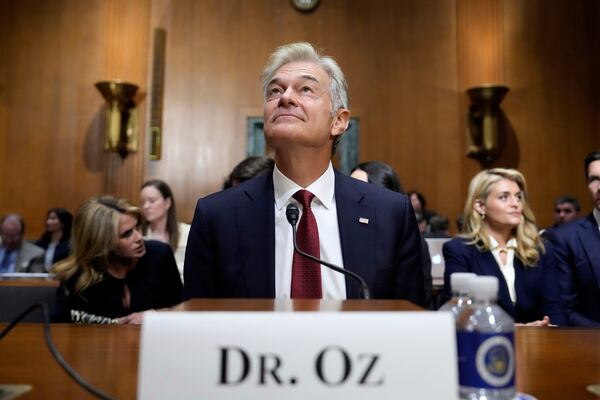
[1, 299, 599, 399]
[0, 278, 58, 287]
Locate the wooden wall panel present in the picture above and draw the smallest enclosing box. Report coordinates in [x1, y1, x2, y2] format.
[0, 3, 7, 206]
[0, 0, 150, 238]
[355, 1, 462, 226]
[456, 0, 506, 208]
[1, 0, 599, 237]
[457, 0, 505, 88]
[0, 0, 105, 238]
[101, 0, 151, 203]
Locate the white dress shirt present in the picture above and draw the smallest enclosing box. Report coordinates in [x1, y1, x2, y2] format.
[489, 235, 518, 304]
[273, 163, 347, 299]
[594, 208, 600, 232]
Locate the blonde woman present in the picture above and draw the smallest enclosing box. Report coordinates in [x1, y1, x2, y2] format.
[52, 196, 182, 324]
[442, 168, 565, 325]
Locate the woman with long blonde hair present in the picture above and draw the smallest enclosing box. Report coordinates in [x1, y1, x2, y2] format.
[53, 196, 182, 324]
[442, 168, 565, 325]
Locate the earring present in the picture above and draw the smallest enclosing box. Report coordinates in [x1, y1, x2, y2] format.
[480, 213, 486, 220]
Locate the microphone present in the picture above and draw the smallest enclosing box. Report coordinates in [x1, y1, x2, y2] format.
[285, 203, 371, 299]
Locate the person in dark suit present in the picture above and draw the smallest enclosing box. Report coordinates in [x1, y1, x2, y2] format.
[35, 208, 73, 270]
[548, 151, 600, 327]
[184, 43, 424, 303]
[443, 168, 566, 325]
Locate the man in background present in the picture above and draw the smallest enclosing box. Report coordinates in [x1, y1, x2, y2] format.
[184, 42, 424, 303]
[550, 151, 600, 326]
[0, 214, 44, 273]
[552, 195, 580, 227]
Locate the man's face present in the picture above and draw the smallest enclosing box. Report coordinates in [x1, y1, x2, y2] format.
[1, 219, 23, 251]
[554, 202, 578, 225]
[263, 61, 348, 153]
[587, 160, 600, 211]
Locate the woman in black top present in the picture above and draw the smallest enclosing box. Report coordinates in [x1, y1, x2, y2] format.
[52, 196, 182, 324]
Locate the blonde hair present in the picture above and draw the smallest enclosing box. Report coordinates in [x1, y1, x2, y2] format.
[462, 168, 543, 266]
[52, 196, 143, 294]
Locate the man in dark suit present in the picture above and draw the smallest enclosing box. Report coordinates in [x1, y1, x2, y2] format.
[443, 238, 566, 325]
[183, 43, 424, 304]
[550, 151, 600, 326]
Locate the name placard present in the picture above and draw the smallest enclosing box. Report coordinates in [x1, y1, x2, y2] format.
[138, 312, 458, 399]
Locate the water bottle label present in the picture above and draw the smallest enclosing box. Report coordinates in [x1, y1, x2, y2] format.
[456, 332, 515, 389]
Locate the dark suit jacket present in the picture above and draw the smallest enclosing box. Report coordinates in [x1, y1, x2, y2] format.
[443, 237, 566, 325]
[35, 239, 71, 265]
[547, 214, 600, 327]
[183, 170, 425, 304]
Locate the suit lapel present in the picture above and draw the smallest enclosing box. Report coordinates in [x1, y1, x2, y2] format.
[578, 214, 600, 292]
[235, 174, 275, 297]
[335, 171, 377, 298]
[474, 249, 516, 316]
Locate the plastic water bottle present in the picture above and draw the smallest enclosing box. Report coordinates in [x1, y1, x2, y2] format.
[456, 276, 515, 400]
[438, 272, 476, 318]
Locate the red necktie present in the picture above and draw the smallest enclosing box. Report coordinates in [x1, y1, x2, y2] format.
[291, 189, 322, 298]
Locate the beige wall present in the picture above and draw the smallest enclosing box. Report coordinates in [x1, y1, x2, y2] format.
[1, 0, 598, 237]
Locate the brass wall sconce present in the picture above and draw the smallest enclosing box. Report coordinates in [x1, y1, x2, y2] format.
[466, 84, 509, 166]
[95, 80, 139, 158]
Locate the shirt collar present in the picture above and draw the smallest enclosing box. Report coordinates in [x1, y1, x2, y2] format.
[489, 235, 517, 251]
[273, 162, 335, 210]
[593, 208, 600, 227]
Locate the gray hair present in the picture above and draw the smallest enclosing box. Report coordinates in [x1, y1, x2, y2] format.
[554, 195, 580, 212]
[260, 42, 350, 153]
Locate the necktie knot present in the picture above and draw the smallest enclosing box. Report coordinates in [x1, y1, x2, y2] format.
[293, 189, 315, 209]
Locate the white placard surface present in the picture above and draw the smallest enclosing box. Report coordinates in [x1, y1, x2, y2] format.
[138, 311, 458, 399]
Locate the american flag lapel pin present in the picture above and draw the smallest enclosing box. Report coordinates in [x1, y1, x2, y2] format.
[359, 217, 369, 224]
